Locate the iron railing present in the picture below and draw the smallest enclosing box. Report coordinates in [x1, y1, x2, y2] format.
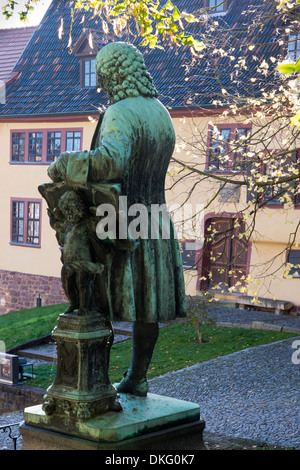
[0, 422, 21, 450]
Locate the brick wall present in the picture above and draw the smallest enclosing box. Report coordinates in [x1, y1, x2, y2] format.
[0, 382, 44, 415]
[0, 269, 67, 314]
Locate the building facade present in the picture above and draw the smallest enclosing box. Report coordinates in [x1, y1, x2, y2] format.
[0, 0, 300, 314]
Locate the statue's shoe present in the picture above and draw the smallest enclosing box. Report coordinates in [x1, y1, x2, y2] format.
[115, 374, 149, 397]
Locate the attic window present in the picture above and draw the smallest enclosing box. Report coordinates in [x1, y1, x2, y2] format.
[83, 58, 96, 87]
[73, 32, 99, 88]
[206, 0, 227, 14]
[287, 32, 300, 62]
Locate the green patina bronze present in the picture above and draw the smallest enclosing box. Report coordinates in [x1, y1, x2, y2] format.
[38, 42, 186, 421]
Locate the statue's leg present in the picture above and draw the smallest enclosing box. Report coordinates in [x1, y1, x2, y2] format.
[61, 265, 79, 313]
[77, 272, 98, 315]
[116, 321, 159, 396]
[105, 320, 114, 370]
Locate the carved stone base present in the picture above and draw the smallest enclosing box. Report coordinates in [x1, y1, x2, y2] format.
[21, 393, 206, 450]
[42, 311, 121, 421]
[42, 388, 121, 420]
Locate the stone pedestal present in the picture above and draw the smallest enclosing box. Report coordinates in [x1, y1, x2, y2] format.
[20, 393, 206, 450]
[42, 312, 121, 421]
[20, 310, 206, 450]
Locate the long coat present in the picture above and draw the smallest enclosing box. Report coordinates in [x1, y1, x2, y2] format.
[48, 95, 186, 323]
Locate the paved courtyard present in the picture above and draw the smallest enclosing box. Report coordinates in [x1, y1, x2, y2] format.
[0, 306, 299, 450]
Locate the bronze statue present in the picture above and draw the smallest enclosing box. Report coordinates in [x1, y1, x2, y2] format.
[41, 42, 186, 400]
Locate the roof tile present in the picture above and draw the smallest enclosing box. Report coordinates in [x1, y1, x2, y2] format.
[0, 0, 283, 117]
[0, 26, 35, 82]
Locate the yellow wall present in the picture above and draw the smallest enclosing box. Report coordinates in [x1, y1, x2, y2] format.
[168, 115, 300, 305]
[0, 119, 97, 277]
[1, 114, 300, 306]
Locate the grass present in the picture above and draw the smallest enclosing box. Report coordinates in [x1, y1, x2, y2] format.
[110, 322, 298, 382]
[0, 304, 66, 351]
[0, 304, 295, 388]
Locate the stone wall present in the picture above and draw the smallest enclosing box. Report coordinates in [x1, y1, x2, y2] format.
[0, 269, 67, 314]
[0, 383, 44, 415]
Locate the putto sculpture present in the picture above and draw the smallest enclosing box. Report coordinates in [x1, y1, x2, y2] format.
[38, 41, 186, 418]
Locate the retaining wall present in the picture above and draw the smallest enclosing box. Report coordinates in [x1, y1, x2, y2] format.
[0, 269, 67, 314]
[0, 383, 44, 415]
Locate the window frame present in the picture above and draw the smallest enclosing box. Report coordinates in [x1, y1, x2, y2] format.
[82, 58, 97, 88]
[65, 130, 82, 153]
[246, 153, 286, 209]
[47, 131, 62, 162]
[287, 31, 300, 62]
[180, 240, 200, 270]
[293, 151, 300, 208]
[10, 128, 83, 164]
[28, 131, 43, 162]
[10, 198, 42, 247]
[287, 250, 300, 278]
[206, 123, 252, 173]
[11, 132, 26, 162]
[261, 160, 285, 207]
[204, 0, 228, 14]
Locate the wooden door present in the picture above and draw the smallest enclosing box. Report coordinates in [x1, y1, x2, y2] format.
[205, 218, 248, 290]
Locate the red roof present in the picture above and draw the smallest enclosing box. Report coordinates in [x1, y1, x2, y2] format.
[0, 26, 35, 83]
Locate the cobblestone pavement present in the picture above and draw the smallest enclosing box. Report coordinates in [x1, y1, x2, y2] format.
[149, 305, 300, 450]
[149, 336, 300, 450]
[0, 306, 299, 450]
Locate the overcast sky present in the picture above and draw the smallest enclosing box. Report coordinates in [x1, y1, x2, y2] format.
[0, 0, 52, 29]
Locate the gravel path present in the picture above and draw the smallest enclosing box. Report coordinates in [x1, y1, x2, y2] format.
[0, 306, 299, 450]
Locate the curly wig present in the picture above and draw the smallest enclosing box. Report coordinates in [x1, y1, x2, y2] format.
[95, 42, 158, 103]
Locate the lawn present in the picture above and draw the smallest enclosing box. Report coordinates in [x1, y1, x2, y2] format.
[0, 303, 66, 351]
[110, 322, 298, 382]
[0, 304, 296, 389]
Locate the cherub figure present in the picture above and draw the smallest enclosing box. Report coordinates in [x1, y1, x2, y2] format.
[57, 190, 103, 316]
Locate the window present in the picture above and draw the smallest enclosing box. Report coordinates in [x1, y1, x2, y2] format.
[262, 163, 284, 205]
[293, 151, 300, 206]
[83, 59, 96, 87]
[207, 125, 251, 172]
[234, 128, 251, 167]
[181, 241, 198, 269]
[12, 132, 25, 162]
[208, 128, 230, 171]
[10, 128, 82, 163]
[262, 184, 283, 205]
[287, 250, 300, 277]
[205, 0, 228, 13]
[47, 132, 61, 162]
[66, 131, 82, 152]
[208, 0, 226, 12]
[287, 32, 300, 62]
[246, 155, 289, 207]
[28, 132, 43, 162]
[11, 199, 41, 246]
[11, 201, 24, 243]
[26, 202, 41, 245]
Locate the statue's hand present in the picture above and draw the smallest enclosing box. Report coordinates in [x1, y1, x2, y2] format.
[48, 152, 69, 182]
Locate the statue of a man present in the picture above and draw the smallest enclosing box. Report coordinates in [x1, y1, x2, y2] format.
[47, 42, 186, 396]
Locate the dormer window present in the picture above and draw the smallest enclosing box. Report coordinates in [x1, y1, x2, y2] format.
[73, 31, 99, 88]
[205, 0, 228, 14]
[287, 32, 300, 62]
[84, 58, 96, 87]
[208, 0, 226, 12]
